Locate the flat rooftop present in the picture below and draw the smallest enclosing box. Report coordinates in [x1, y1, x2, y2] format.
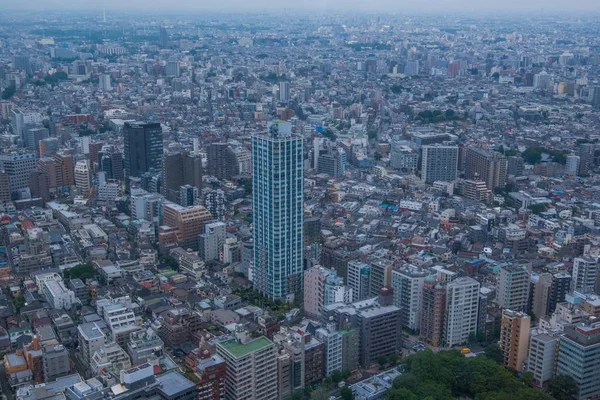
[218, 336, 272, 359]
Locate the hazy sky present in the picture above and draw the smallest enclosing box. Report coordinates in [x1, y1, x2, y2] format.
[0, 0, 599, 13]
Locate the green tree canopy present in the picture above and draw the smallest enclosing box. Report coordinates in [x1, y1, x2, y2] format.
[547, 375, 578, 400]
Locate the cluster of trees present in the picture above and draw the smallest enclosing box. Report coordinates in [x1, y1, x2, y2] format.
[323, 128, 337, 141]
[1, 84, 16, 99]
[235, 288, 298, 314]
[44, 71, 69, 84]
[521, 146, 567, 165]
[259, 72, 289, 83]
[63, 263, 95, 281]
[415, 109, 463, 124]
[386, 350, 562, 400]
[13, 294, 26, 311]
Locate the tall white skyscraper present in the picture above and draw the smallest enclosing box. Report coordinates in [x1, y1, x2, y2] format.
[75, 159, 92, 197]
[252, 121, 303, 301]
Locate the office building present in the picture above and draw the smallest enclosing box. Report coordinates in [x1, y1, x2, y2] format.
[123, 121, 163, 179]
[279, 81, 290, 102]
[461, 179, 492, 203]
[74, 160, 91, 197]
[127, 327, 164, 365]
[252, 122, 303, 301]
[179, 185, 197, 207]
[390, 146, 418, 171]
[465, 148, 507, 190]
[499, 310, 530, 371]
[391, 267, 427, 331]
[53, 152, 74, 188]
[90, 342, 132, 376]
[548, 273, 571, 316]
[160, 203, 212, 250]
[203, 189, 226, 220]
[496, 265, 530, 311]
[421, 145, 458, 183]
[0, 153, 37, 197]
[161, 150, 202, 203]
[529, 273, 552, 319]
[216, 332, 278, 400]
[159, 27, 169, 47]
[99, 74, 111, 91]
[166, 61, 180, 78]
[572, 256, 598, 293]
[25, 126, 49, 151]
[443, 277, 480, 347]
[317, 150, 346, 178]
[557, 320, 600, 400]
[527, 329, 559, 388]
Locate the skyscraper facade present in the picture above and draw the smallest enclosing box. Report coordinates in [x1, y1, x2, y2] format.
[123, 121, 163, 180]
[465, 147, 507, 190]
[252, 122, 303, 301]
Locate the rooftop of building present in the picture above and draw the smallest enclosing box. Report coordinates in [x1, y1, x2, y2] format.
[218, 336, 272, 359]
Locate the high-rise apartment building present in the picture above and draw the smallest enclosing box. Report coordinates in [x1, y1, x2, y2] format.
[369, 259, 393, 297]
[159, 27, 169, 48]
[391, 267, 427, 332]
[123, 121, 163, 180]
[421, 145, 458, 183]
[548, 273, 571, 316]
[216, 333, 278, 400]
[443, 277, 480, 347]
[572, 256, 598, 294]
[347, 261, 370, 302]
[279, 81, 290, 102]
[527, 328, 560, 389]
[465, 147, 507, 190]
[499, 310, 530, 371]
[252, 122, 303, 301]
[53, 151, 74, 188]
[496, 265, 530, 311]
[0, 171, 11, 202]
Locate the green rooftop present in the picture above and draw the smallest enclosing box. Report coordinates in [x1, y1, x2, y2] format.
[218, 337, 272, 359]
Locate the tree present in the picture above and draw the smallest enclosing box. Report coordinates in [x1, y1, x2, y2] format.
[520, 371, 534, 386]
[529, 203, 547, 215]
[331, 370, 343, 384]
[13, 294, 26, 311]
[368, 130, 378, 140]
[548, 375, 578, 400]
[1, 84, 16, 100]
[484, 344, 504, 364]
[521, 147, 543, 164]
[492, 72, 500, 80]
[377, 355, 387, 366]
[340, 386, 354, 400]
[63, 263, 95, 281]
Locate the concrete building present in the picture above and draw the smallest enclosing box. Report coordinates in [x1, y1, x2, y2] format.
[315, 325, 342, 377]
[391, 266, 427, 331]
[347, 261, 370, 302]
[0, 152, 37, 197]
[161, 150, 202, 204]
[443, 277, 480, 347]
[207, 143, 240, 180]
[357, 294, 402, 367]
[566, 155, 580, 175]
[572, 256, 598, 294]
[421, 145, 458, 183]
[195, 353, 226, 400]
[499, 310, 530, 371]
[74, 160, 91, 197]
[127, 327, 164, 365]
[527, 328, 559, 388]
[557, 320, 600, 400]
[123, 121, 163, 179]
[529, 272, 551, 319]
[77, 322, 106, 369]
[43, 280, 77, 310]
[496, 265, 530, 311]
[548, 273, 571, 316]
[90, 342, 132, 376]
[368, 259, 392, 298]
[42, 344, 70, 382]
[160, 203, 212, 251]
[465, 147, 507, 190]
[420, 278, 447, 346]
[216, 332, 278, 400]
[252, 122, 303, 301]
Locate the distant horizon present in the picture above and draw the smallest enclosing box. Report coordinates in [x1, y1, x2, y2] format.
[0, 0, 599, 14]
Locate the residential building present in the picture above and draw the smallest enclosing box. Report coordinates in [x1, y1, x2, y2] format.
[527, 328, 559, 389]
[207, 143, 239, 180]
[315, 325, 342, 377]
[465, 147, 507, 190]
[499, 310, 530, 371]
[420, 278, 446, 346]
[161, 150, 202, 204]
[77, 322, 106, 369]
[0, 152, 37, 197]
[160, 203, 212, 250]
[252, 122, 303, 301]
[368, 259, 392, 298]
[43, 280, 77, 310]
[90, 342, 132, 376]
[195, 353, 226, 400]
[572, 257, 598, 294]
[42, 344, 70, 382]
[421, 145, 458, 183]
[391, 266, 427, 331]
[347, 261, 370, 302]
[443, 277, 480, 347]
[127, 327, 164, 365]
[74, 160, 91, 197]
[496, 265, 530, 311]
[216, 332, 278, 400]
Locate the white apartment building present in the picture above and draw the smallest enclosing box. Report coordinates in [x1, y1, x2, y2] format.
[443, 277, 480, 347]
[43, 279, 77, 310]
